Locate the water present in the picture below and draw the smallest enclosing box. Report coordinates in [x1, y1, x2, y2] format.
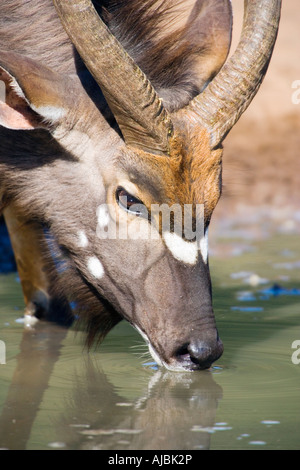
[0, 217, 299, 450]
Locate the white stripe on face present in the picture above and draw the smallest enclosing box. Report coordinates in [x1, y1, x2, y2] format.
[163, 229, 209, 265]
[199, 229, 209, 264]
[163, 232, 198, 265]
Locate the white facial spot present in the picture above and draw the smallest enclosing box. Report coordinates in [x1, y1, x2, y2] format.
[163, 232, 198, 265]
[97, 205, 110, 230]
[87, 256, 104, 279]
[199, 229, 209, 264]
[77, 230, 89, 248]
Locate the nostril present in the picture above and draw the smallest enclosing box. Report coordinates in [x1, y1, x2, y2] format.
[175, 342, 211, 367]
[174, 339, 223, 370]
[175, 343, 191, 362]
[188, 341, 212, 366]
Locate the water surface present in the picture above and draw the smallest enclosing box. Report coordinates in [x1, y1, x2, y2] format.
[0, 219, 299, 450]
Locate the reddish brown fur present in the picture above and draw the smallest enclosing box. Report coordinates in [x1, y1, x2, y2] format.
[119, 125, 222, 239]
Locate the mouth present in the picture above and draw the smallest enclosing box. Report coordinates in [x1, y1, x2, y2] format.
[148, 347, 214, 372]
[134, 325, 222, 372]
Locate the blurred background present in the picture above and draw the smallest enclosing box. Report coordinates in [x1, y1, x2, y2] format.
[216, 0, 299, 215]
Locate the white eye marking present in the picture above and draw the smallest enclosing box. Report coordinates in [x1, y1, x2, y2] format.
[87, 256, 104, 279]
[199, 229, 209, 264]
[97, 205, 110, 229]
[163, 232, 198, 265]
[77, 230, 89, 248]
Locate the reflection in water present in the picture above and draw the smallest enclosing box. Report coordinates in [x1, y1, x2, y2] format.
[0, 323, 68, 450]
[0, 322, 222, 450]
[59, 361, 222, 450]
[1, 227, 299, 450]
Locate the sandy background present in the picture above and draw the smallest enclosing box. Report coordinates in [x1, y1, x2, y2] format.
[215, 0, 299, 221]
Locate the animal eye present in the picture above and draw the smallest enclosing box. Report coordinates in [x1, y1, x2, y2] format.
[116, 187, 148, 218]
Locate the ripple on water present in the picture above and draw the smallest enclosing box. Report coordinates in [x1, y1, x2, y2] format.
[47, 442, 66, 449]
[248, 441, 267, 446]
[261, 420, 280, 425]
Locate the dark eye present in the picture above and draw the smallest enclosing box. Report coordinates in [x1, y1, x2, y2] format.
[116, 187, 148, 218]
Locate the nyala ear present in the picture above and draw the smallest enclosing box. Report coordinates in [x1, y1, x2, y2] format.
[0, 50, 75, 131]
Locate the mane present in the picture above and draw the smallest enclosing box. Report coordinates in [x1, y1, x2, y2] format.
[98, 0, 214, 111]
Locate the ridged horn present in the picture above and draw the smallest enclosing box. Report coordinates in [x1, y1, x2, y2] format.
[53, 0, 173, 155]
[185, 0, 281, 149]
